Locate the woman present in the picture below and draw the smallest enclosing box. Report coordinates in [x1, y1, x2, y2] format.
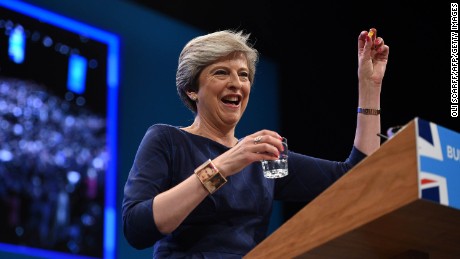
[122, 29, 389, 258]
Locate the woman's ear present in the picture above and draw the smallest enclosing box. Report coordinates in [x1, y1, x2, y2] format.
[187, 91, 197, 101]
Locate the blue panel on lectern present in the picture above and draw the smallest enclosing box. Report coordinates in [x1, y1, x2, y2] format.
[417, 118, 460, 210]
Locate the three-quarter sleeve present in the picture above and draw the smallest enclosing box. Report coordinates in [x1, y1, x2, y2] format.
[122, 125, 172, 249]
[274, 146, 366, 202]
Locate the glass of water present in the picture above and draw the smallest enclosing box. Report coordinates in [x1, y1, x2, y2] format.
[261, 137, 288, 178]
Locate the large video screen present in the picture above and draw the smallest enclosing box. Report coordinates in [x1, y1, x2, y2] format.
[0, 0, 119, 258]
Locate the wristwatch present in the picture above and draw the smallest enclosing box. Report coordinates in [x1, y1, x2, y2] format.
[194, 159, 227, 194]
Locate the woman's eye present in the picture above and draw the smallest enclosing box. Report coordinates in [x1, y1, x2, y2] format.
[239, 72, 249, 77]
[214, 70, 227, 75]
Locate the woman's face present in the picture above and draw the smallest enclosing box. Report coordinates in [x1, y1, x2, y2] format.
[195, 52, 251, 129]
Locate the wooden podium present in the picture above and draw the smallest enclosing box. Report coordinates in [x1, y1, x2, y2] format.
[245, 120, 460, 258]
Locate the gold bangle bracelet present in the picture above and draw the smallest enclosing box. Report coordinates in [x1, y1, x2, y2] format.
[357, 107, 381, 115]
[194, 159, 227, 194]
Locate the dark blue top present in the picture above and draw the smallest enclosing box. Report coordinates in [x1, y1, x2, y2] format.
[122, 124, 366, 258]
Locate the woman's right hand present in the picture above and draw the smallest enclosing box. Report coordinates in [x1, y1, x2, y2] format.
[212, 129, 285, 177]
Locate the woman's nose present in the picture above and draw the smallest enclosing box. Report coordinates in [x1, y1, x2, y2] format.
[228, 73, 243, 89]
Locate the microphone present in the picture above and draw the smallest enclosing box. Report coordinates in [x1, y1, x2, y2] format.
[387, 125, 403, 138]
[377, 125, 404, 140]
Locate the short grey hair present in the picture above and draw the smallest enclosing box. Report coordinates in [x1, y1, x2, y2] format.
[176, 30, 259, 113]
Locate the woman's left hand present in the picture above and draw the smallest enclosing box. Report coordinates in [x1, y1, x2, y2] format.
[357, 28, 390, 85]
